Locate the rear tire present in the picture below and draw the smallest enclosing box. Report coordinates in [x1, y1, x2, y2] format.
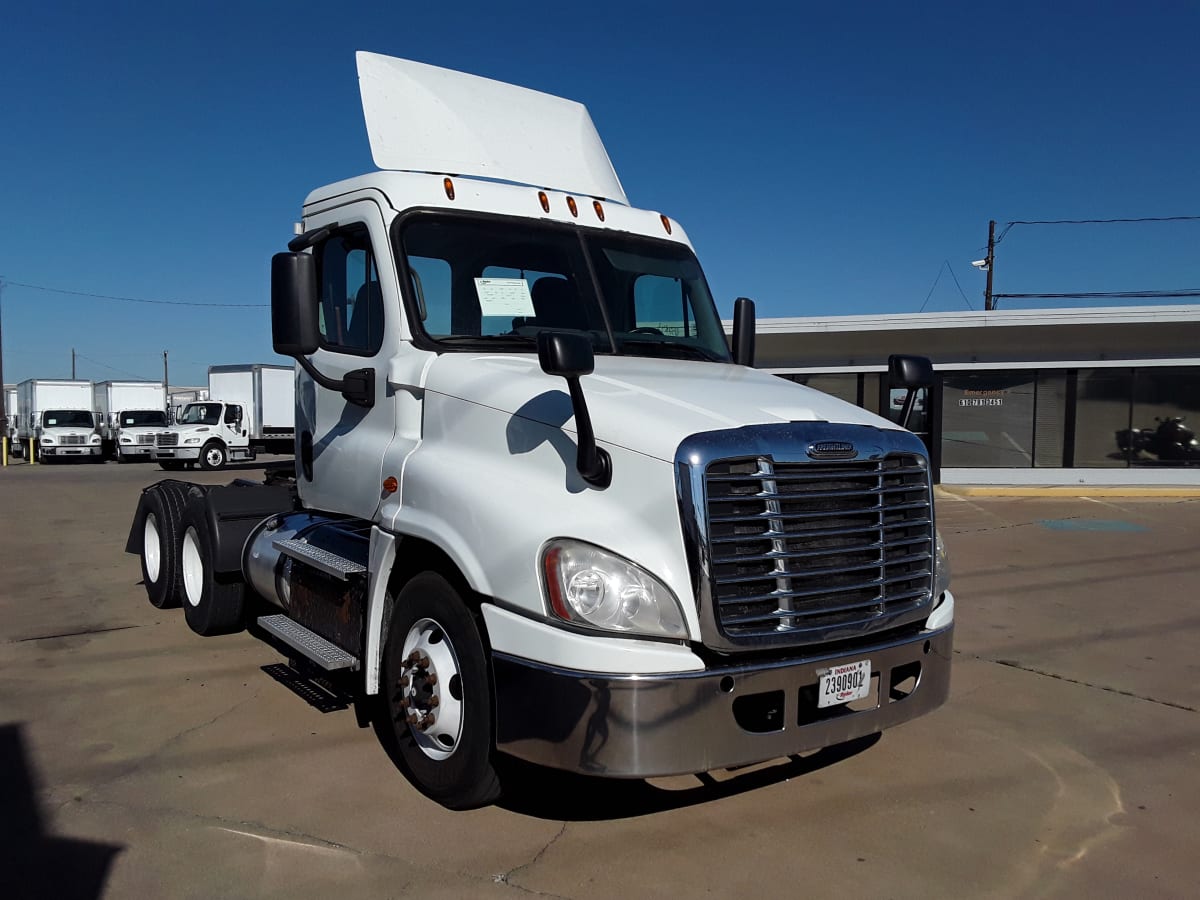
[179, 497, 246, 636]
[382, 572, 500, 810]
[139, 482, 193, 609]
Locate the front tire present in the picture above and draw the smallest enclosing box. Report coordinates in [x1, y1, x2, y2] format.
[382, 572, 500, 809]
[200, 441, 227, 471]
[179, 498, 245, 635]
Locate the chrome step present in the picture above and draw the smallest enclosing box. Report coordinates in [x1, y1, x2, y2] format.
[272, 538, 366, 581]
[258, 614, 358, 671]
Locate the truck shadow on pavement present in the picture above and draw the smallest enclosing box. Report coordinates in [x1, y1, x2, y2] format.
[490, 734, 881, 820]
[1, 722, 123, 899]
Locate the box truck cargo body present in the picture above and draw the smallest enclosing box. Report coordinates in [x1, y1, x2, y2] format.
[94, 381, 168, 461]
[153, 364, 294, 470]
[17, 379, 102, 461]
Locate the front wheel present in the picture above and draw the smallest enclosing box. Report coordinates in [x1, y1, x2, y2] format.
[200, 441, 227, 471]
[382, 572, 500, 809]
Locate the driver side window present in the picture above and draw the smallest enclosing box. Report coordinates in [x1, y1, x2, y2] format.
[316, 226, 384, 355]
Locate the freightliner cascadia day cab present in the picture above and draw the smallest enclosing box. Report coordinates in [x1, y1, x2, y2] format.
[16, 379, 103, 462]
[94, 380, 168, 462]
[154, 364, 294, 470]
[127, 53, 954, 809]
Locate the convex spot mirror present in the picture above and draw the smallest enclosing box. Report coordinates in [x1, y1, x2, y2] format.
[888, 354, 934, 390]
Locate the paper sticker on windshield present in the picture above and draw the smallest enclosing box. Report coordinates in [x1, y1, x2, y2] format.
[474, 278, 535, 317]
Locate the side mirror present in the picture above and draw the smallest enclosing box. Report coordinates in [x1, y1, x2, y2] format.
[538, 332, 610, 488]
[888, 354, 934, 390]
[888, 354, 934, 431]
[271, 252, 320, 357]
[732, 297, 756, 367]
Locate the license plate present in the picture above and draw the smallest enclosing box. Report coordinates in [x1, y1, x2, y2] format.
[818, 659, 872, 708]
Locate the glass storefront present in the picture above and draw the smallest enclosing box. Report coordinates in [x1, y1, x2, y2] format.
[775, 364, 1200, 471]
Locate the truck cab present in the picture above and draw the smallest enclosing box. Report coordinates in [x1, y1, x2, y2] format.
[154, 401, 245, 470]
[129, 54, 953, 810]
[109, 409, 169, 462]
[34, 409, 103, 461]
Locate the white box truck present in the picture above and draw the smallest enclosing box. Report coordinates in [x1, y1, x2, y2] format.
[153, 364, 294, 470]
[3, 387, 16, 449]
[127, 55, 953, 809]
[94, 380, 168, 462]
[17, 379, 103, 462]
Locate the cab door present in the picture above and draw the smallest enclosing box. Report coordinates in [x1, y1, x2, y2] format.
[296, 199, 399, 521]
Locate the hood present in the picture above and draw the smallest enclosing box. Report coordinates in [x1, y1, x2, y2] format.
[425, 354, 902, 462]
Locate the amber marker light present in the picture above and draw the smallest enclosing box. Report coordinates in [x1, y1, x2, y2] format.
[382, 476, 398, 495]
[593, 200, 605, 221]
[538, 191, 550, 212]
[566, 196, 578, 217]
[660, 214, 673, 234]
[443, 177, 455, 200]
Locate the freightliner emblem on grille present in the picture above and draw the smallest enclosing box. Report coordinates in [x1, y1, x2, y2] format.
[807, 441, 857, 460]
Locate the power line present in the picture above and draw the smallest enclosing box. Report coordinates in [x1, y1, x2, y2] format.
[1, 278, 268, 308]
[995, 215, 1200, 244]
[919, 261, 975, 312]
[73, 352, 154, 381]
[993, 289, 1200, 301]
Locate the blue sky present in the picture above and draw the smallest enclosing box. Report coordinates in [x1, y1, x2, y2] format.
[1, 1, 1197, 386]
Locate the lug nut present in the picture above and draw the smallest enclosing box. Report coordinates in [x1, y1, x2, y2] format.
[428, 696, 440, 708]
[425, 673, 437, 686]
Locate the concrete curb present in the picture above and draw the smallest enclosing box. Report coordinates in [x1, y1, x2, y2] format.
[937, 484, 1200, 498]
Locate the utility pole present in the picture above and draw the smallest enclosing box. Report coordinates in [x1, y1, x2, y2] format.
[0, 279, 7, 447]
[984, 220, 996, 311]
[72, 347, 76, 379]
[163, 350, 169, 401]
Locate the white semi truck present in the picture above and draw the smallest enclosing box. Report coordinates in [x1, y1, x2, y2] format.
[16, 379, 103, 462]
[127, 54, 953, 809]
[154, 364, 293, 470]
[94, 380, 168, 462]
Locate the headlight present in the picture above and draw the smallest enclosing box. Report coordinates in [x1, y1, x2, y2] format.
[543, 540, 687, 639]
[41, 436, 55, 444]
[90, 434, 101, 443]
[184, 437, 201, 445]
[933, 529, 952, 600]
[120, 435, 133, 443]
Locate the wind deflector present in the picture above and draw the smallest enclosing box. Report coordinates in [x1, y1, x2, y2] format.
[356, 52, 628, 205]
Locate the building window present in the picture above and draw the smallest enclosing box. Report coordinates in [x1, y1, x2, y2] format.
[1127, 366, 1200, 467]
[1074, 368, 1134, 468]
[941, 371, 1036, 467]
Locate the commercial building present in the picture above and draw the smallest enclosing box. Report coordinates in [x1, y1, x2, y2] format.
[757, 305, 1200, 484]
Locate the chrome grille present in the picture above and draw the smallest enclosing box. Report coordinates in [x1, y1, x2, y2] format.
[156, 432, 179, 447]
[704, 454, 933, 645]
[137, 433, 156, 445]
[60, 435, 86, 446]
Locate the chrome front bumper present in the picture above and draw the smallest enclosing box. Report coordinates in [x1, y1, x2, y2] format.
[153, 447, 200, 461]
[492, 624, 952, 778]
[43, 446, 102, 456]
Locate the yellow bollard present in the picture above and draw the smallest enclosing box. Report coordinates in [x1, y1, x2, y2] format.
[29, 437, 36, 464]
[1, 436, 7, 467]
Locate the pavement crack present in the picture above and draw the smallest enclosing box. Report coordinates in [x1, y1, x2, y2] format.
[12, 623, 143, 643]
[964, 652, 1197, 712]
[493, 822, 570, 897]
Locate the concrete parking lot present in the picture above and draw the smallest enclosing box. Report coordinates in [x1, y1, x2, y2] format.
[2, 458, 1198, 899]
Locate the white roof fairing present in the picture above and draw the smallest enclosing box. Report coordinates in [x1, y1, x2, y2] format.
[356, 52, 628, 205]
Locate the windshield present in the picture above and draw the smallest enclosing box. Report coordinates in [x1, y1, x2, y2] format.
[178, 403, 222, 425]
[120, 411, 167, 427]
[400, 215, 732, 362]
[43, 410, 93, 428]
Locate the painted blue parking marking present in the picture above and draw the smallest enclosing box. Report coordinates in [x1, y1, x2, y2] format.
[1039, 519, 1146, 532]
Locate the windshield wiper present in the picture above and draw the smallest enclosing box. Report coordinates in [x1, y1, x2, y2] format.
[437, 334, 539, 348]
[617, 339, 724, 362]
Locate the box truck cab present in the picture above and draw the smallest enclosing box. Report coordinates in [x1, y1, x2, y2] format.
[128, 54, 953, 809]
[94, 381, 168, 462]
[17, 379, 103, 462]
[154, 365, 294, 470]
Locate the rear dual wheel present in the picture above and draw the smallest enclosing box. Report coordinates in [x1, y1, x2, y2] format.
[139, 482, 193, 609]
[179, 498, 245, 636]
